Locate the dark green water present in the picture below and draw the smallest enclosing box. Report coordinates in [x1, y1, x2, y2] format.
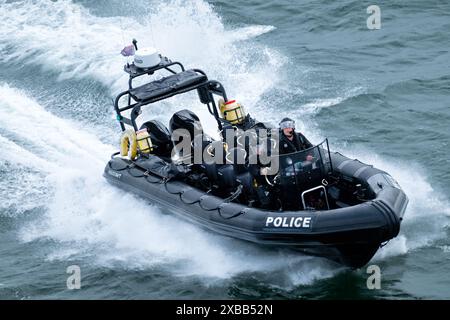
[0, 0, 449, 299]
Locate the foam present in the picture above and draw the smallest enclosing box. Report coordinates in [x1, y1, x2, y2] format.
[0, 0, 277, 95]
[333, 144, 450, 261]
[0, 83, 337, 281]
[0, 0, 281, 142]
[3, 0, 446, 285]
[283, 80, 450, 262]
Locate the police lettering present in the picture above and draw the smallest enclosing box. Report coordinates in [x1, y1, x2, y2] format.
[265, 216, 311, 228]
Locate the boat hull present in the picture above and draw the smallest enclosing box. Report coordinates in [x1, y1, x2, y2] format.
[103, 152, 408, 268]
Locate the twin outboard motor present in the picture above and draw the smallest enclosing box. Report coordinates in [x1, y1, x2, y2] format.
[140, 120, 173, 159]
[167, 110, 255, 202]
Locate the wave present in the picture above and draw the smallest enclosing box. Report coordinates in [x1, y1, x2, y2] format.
[331, 144, 450, 261]
[0, 0, 278, 94]
[285, 84, 450, 261]
[0, 83, 339, 283]
[3, 82, 448, 285]
[1, 0, 449, 287]
[0, 0, 281, 139]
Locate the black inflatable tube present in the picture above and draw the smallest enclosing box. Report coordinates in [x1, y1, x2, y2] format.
[103, 152, 408, 268]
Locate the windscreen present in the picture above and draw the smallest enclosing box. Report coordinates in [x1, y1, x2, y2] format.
[278, 139, 333, 191]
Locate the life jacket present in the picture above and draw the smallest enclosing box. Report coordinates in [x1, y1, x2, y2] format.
[279, 130, 312, 154]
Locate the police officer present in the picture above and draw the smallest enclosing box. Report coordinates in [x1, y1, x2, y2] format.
[278, 117, 313, 154]
[218, 99, 269, 162]
[218, 99, 266, 131]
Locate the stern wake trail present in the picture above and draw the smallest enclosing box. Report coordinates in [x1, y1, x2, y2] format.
[0, 0, 281, 116]
[0, 0, 282, 140]
[0, 0, 339, 285]
[0, 83, 339, 284]
[5, 0, 444, 286]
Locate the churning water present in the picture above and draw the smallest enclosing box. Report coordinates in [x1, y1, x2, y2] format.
[0, 0, 449, 299]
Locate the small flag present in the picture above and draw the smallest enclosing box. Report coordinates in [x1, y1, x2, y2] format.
[120, 44, 135, 57]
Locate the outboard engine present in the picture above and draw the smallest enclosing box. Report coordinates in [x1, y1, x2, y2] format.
[140, 120, 172, 158]
[169, 110, 204, 161]
[169, 109, 203, 137]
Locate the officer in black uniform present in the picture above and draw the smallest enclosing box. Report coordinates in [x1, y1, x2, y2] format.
[278, 117, 313, 154]
[218, 98, 268, 162]
[218, 99, 266, 132]
[276, 118, 314, 210]
[217, 99, 277, 208]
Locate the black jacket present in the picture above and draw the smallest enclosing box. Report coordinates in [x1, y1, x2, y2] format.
[279, 130, 313, 154]
[220, 114, 267, 132]
[220, 114, 268, 150]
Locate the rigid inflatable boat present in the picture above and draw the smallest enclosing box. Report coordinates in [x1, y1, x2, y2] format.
[104, 43, 408, 268]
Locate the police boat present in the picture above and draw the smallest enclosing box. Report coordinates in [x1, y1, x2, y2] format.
[104, 42, 408, 268]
